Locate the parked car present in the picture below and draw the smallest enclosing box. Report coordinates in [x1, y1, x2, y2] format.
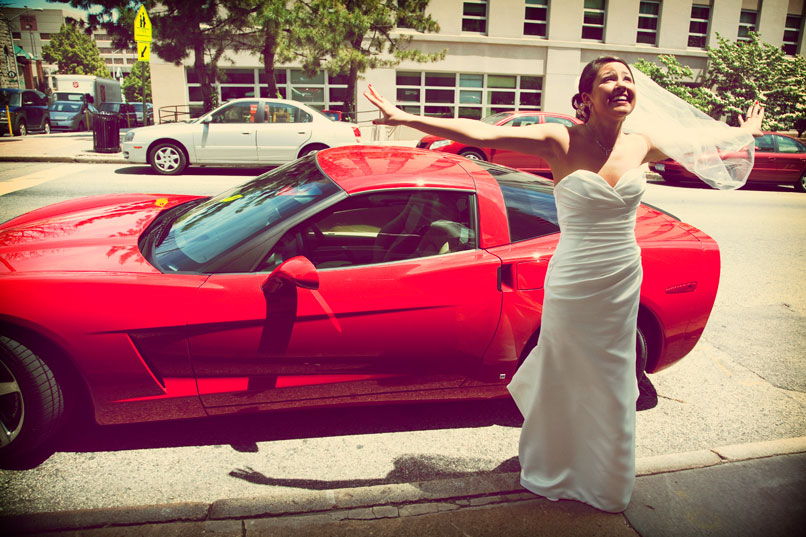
[650, 132, 806, 192]
[0, 146, 720, 462]
[48, 100, 99, 131]
[98, 101, 139, 128]
[417, 111, 581, 175]
[131, 102, 153, 126]
[0, 88, 50, 136]
[121, 98, 362, 175]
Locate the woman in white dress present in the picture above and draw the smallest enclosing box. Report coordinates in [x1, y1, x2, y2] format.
[364, 57, 763, 513]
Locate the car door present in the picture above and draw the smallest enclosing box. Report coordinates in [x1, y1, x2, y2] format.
[489, 115, 548, 172]
[186, 189, 503, 409]
[771, 135, 806, 183]
[256, 101, 314, 163]
[22, 90, 46, 129]
[193, 100, 260, 163]
[750, 134, 777, 182]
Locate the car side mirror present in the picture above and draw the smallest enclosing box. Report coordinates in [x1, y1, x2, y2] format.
[262, 256, 319, 293]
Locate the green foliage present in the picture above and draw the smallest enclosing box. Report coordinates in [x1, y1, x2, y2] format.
[41, 21, 111, 77]
[636, 33, 806, 133]
[291, 0, 445, 119]
[122, 61, 152, 102]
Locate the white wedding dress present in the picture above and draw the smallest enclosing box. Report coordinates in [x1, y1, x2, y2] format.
[507, 168, 645, 513]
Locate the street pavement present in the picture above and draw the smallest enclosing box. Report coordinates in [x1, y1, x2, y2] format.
[1, 134, 805, 536]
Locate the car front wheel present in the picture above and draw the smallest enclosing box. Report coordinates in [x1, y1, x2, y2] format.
[796, 172, 806, 193]
[149, 142, 188, 175]
[15, 122, 27, 137]
[0, 336, 65, 463]
[459, 149, 486, 161]
[42, 122, 50, 135]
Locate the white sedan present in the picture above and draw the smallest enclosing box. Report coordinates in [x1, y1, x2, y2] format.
[122, 98, 361, 175]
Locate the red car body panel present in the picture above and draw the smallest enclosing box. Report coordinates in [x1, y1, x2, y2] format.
[650, 132, 806, 188]
[417, 111, 582, 175]
[0, 146, 719, 427]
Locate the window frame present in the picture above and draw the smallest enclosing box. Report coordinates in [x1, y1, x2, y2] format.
[688, 3, 711, 48]
[636, 0, 661, 46]
[582, 0, 607, 42]
[524, 0, 549, 38]
[782, 13, 803, 56]
[738, 9, 758, 42]
[462, 0, 489, 34]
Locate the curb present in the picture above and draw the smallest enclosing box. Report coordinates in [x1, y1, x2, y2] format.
[0, 155, 127, 165]
[2, 436, 804, 535]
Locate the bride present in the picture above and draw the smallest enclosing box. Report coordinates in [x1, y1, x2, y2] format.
[364, 56, 763, 513]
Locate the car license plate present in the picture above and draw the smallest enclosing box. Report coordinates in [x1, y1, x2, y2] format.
[654, 163, 665, 172]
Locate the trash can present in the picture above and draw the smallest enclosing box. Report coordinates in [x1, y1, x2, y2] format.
[93, 113, 121, 153]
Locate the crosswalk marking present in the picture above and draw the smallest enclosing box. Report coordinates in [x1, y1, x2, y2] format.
[0, 164, 92, 196]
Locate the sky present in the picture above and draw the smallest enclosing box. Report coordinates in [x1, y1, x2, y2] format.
[2, 0, 97, 16]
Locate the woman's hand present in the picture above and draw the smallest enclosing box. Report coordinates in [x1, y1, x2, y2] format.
[738, 101, 765, 136]
[363, 84, 407, 126]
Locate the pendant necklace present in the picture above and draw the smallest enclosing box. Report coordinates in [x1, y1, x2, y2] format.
[589, 129, 619, 157]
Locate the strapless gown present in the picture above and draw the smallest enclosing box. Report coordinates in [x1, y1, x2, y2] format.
[507, 168, 646, 513]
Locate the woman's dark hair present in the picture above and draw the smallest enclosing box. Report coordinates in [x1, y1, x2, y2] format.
[571, 56, 633, 122]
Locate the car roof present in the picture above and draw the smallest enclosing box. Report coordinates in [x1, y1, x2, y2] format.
[316, 146, 478, 194]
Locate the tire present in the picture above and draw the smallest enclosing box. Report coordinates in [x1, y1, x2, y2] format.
[77, 121, 86, 132]
[42, 121, 51, 135]
[15, 122, 27, 137]
[0, 336, 64, 461]
[459, 149, 486, 161]
[149, 142, 188, 175]
[795, 172, 806, 193]
[298, 144, 327, 159]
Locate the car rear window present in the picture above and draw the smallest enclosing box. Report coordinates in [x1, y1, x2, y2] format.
[475, 161, 559, 242]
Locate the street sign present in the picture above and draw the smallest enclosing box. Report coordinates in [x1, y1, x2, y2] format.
[137, 42, 150, 62]
[133, 5, 152, 43]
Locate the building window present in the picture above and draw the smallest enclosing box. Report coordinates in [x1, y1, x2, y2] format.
[782, 14, 802, 55]
[738, 9, 758, 42]
[11, 32, 21, 39]
[396, 71, 542, 119]
[637, 0, 660, 45]
[462, 0, 488, 33]
[185, 68, 349, 118]
[688, 3, 711, 47]
[582, 0, 606, 41]
[524, 0, 549, 37]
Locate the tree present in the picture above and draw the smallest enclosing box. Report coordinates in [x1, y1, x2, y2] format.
[41, 21, 111, 76]
[293, 0, 445, 120]
[635, 32, 806, 133]
[122, 60, 152, 102]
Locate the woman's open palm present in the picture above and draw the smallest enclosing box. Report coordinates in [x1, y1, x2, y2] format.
[363, 85, 406, 126]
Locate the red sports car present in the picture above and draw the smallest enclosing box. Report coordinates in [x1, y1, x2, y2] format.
[0, 146, 719, 463]
[650, 132, 806, 192]
[417, 111, 582, 176]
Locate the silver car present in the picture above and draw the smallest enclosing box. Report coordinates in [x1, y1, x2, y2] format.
[122, 98, 362, 175]
[48, 100, 97, 132]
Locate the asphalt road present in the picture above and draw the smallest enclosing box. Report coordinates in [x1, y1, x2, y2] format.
[0, 163, 804, 516]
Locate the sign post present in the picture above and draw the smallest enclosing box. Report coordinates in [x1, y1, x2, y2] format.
[133, 5, 152, 125]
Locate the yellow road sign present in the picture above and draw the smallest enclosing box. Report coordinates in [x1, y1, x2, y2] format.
[137, 41, 150, 62]
[133, 5, 152, 42]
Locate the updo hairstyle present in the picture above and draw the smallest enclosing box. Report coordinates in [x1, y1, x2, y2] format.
[571, 56, 633, 122]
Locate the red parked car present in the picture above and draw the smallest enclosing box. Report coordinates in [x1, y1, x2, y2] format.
[417, 111, 581, 175]
[0, 146, 720, 462]
[650, 132, 806, 192]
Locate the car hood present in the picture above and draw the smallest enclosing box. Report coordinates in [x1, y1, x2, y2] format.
[0, 194, 201, 274]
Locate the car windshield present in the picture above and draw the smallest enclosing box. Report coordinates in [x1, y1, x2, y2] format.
[99, 103, 119, 112]
[0, 90, 21, 107]
[50, 101, 82, 113]
[152, 156, 342, 272]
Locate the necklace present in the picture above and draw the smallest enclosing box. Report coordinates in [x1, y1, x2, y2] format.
[588, 128, 620, 157]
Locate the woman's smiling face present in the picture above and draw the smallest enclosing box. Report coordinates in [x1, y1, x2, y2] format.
[584, 61, 636, 120]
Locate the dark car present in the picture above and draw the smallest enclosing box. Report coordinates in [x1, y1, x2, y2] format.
[98, 102, 139, 128]
[131, 102, 153, 126]
[49, 100, 99, 131]
[417, 111, 581, 176]
[0, 88, 51, 136]
[651, 132, 806, 192]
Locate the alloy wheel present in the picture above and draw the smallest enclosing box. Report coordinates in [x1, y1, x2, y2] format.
[154, 147, 181, 172]
[0, 358, 24, 448]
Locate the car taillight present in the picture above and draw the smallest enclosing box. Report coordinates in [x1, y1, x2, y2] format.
[352, 127, 361, 140]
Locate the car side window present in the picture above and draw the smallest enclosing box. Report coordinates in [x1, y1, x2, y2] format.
[22, 92, 35, 106]
[211, 101, 259, 124]
[265, 103, 312, 124]
[774, 135, 805, 154]
[260, 190, 477, 271]
[754, 134, 775, 152]
[506, 116, 541, 127]
[544, 116, 576, 128]
[482, 163, 559, 242]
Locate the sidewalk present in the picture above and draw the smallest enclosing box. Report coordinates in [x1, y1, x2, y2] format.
[2, 437, 804, 537]
[0, 132, 127, 164]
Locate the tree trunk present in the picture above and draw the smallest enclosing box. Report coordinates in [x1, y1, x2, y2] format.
[262, 32, 279, 99]
[194, 39, 215, 113]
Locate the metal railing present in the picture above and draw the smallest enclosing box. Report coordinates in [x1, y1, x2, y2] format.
[158, 104, 193, 124]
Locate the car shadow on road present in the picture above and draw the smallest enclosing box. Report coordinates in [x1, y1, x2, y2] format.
[113, 165, 276, 176]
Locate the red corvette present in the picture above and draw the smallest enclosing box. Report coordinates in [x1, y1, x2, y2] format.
[0, 146, 719, 462]
[417, 111, 581, 176]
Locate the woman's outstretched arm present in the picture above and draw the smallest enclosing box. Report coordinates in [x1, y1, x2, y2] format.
[363, 84, 565, 159]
